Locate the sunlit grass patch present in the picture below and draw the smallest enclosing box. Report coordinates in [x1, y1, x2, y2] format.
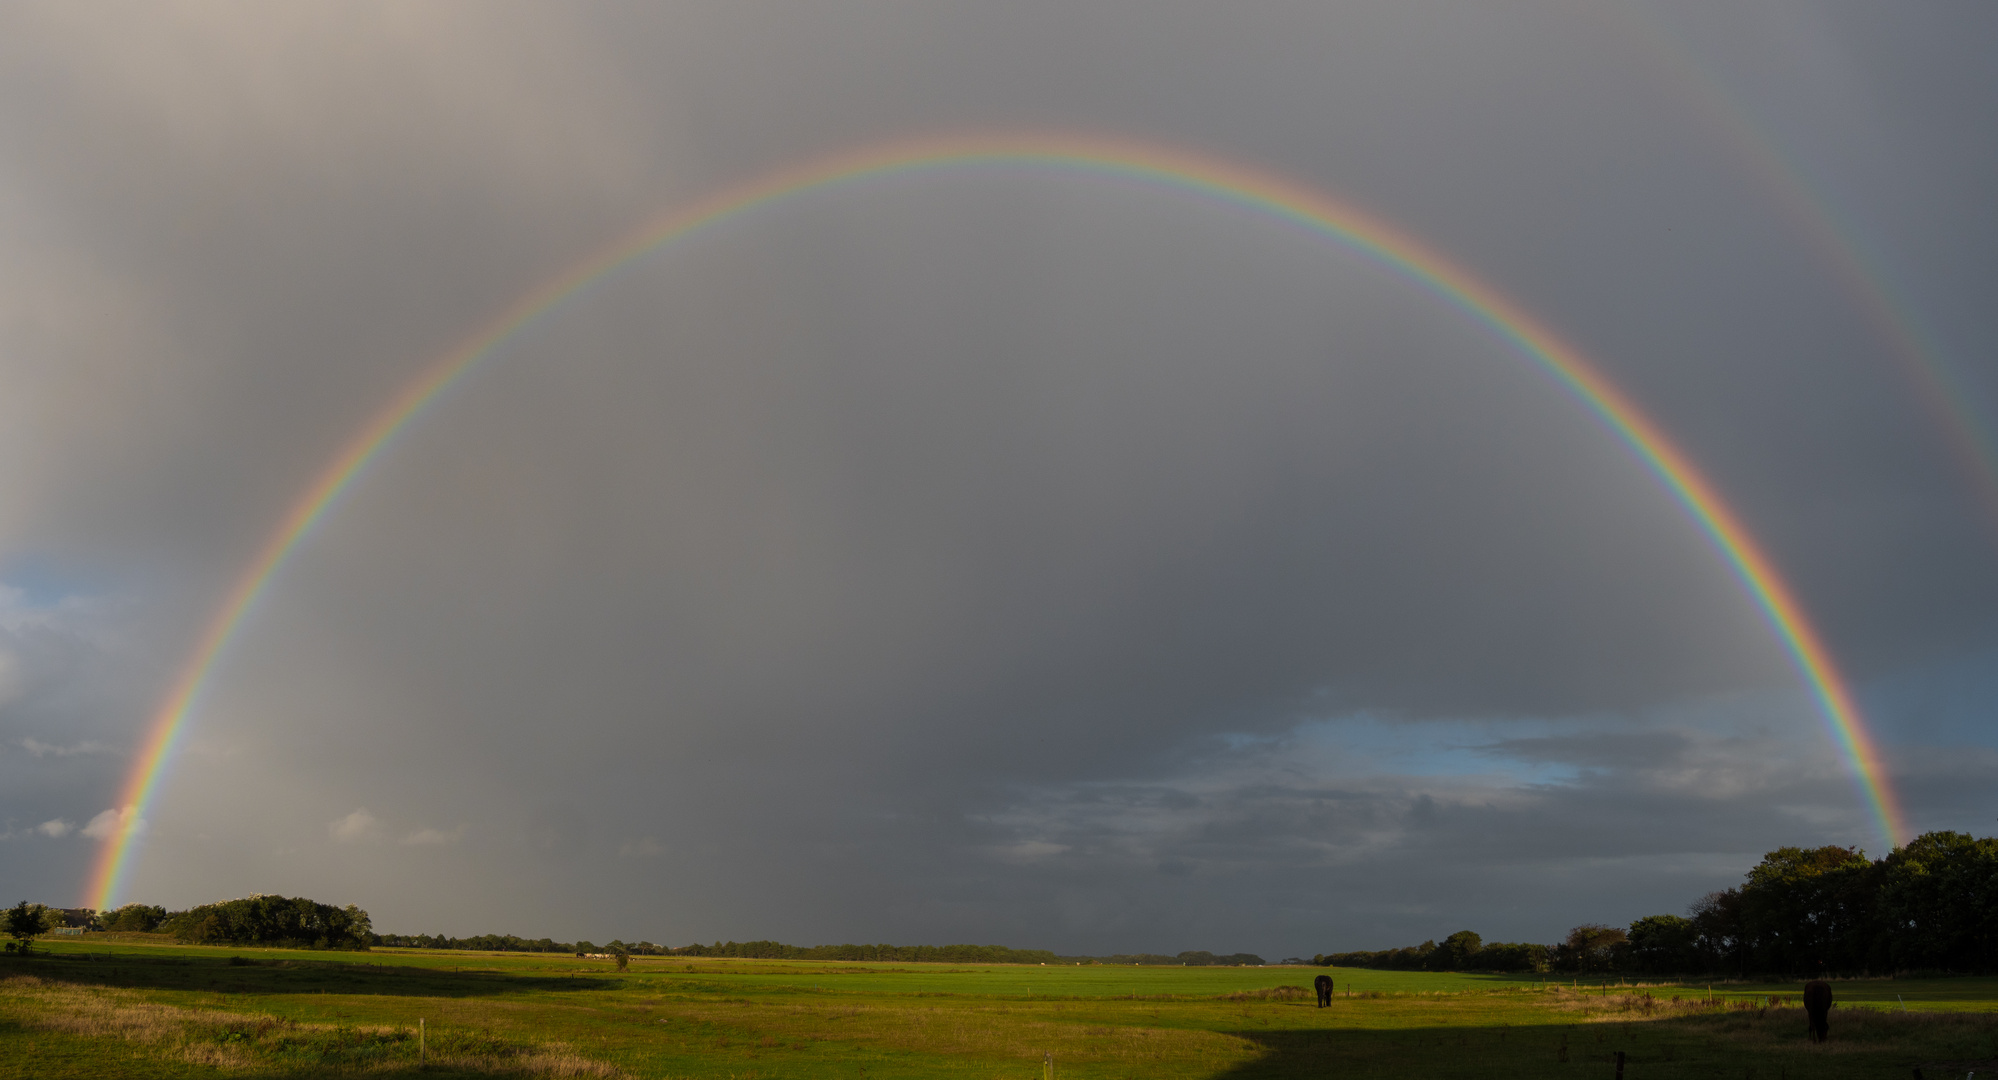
[644, 996, 1260, 1071]
[1218, 986, 1312, 1002]
[8, 947, 1998, 1078]
[0, 974, 624, 1076]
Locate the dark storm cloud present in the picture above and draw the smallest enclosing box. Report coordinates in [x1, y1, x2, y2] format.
[0, 1, 1993, 954]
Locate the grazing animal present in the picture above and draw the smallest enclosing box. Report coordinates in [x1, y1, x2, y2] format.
[1314, 974, 1334, 1008]
[1802, 979, 1833, 1042]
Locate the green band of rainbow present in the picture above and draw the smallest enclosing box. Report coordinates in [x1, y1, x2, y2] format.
[84, 132, 1905, 909]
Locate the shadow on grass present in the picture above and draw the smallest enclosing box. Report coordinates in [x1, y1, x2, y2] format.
[1214, 1005, 1998, 1080]
[1214, 1024, 1589, 1080]
[0, 951, 614, 998]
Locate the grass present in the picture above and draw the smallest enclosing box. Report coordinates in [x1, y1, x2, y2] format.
[2, 938, 1994, 1078]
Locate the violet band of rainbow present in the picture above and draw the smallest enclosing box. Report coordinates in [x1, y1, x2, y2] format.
[84, 132, 1906, 909]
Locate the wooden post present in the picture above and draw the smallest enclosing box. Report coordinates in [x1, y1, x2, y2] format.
[419, 1018, 424, 1065]
[1613, 1050, 1624, 1079]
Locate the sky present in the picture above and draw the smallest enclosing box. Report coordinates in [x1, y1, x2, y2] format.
[1, 0, 1995, 960]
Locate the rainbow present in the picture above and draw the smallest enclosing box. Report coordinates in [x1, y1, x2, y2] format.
[84, 132, 1906, 909]
[1609, 3, 1998, 538]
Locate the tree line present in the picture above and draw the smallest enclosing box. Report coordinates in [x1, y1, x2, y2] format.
[664, 941, 1061, 963]
[21, 899, 1270, 966]
[8, 895, 371, 951]
[1318, 831, 1998, 977]
[656, 943, 1268, 965]
[162, 895, 373, 950]
[373, 933, 584, 954]
[1093, 951, 1268, 967]
[1316, 931, 1547, 973]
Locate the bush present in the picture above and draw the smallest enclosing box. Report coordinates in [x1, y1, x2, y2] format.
[5, 901, 53, 953]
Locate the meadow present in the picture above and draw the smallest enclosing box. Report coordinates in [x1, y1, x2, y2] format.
[3, 937, 1994, 1079]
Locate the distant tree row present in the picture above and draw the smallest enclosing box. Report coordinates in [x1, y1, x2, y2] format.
[361, 937, 1270, 965]
[1316, 931, 1548, 973]
[667, 941, 1070, 964]
[1090, 951, 1268, 967]
[658, 942, 1272, 965]
[374, 933, 588, 953]
[15, 898, 1275, 967]
[8, 897, 367, 951]
[160, 895, 372, 950]
[1317, 831, 1998, 977]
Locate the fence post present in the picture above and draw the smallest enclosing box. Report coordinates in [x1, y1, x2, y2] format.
[1614, 1049, 1624, 1079]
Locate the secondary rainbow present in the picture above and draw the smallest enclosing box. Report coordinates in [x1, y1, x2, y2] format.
[1607, 3, 1998, 538]
[84, 132, 1906, 909]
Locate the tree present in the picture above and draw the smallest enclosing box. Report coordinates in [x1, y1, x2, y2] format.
[1689, 889, 1745, 975]
[5, 901, 50, 954]
[341, 904, 373, 945]
[103, 904, 167, 932]
[1738, 846, 1877, 973]
[1410, 940, 1438, 970]
[159, 895, 372, 950]
[1626, 915, 1698, 974]
[1472, 941, 1549, 973]
[1877, 831, 1998, 972]
[1560, 925, 1627, 974]
[1436, 931, 1482, 971]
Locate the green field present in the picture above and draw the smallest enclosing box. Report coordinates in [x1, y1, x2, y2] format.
[4, 938, 1994, 1078]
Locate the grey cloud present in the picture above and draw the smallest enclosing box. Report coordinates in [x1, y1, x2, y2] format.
[0, 1, 1992, 951]
[1476, 732, 1697, 771]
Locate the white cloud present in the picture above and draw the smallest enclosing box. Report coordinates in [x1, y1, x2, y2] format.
[331, 810, 462, 845]
[35, 818, 73, 837]
[21, 737, 112, 757]
[990, 840, 1069, 864]
[329, 808, 380, 842]
[82, 805, 141, 840]
[0, 581, 105, 635]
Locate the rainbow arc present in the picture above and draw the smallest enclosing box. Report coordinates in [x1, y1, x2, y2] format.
[85, 132, 1904, 910]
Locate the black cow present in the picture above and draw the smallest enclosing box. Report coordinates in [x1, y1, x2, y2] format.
[1802, 979, 1833, 1043]
[1314, 974, 1334, 1008]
